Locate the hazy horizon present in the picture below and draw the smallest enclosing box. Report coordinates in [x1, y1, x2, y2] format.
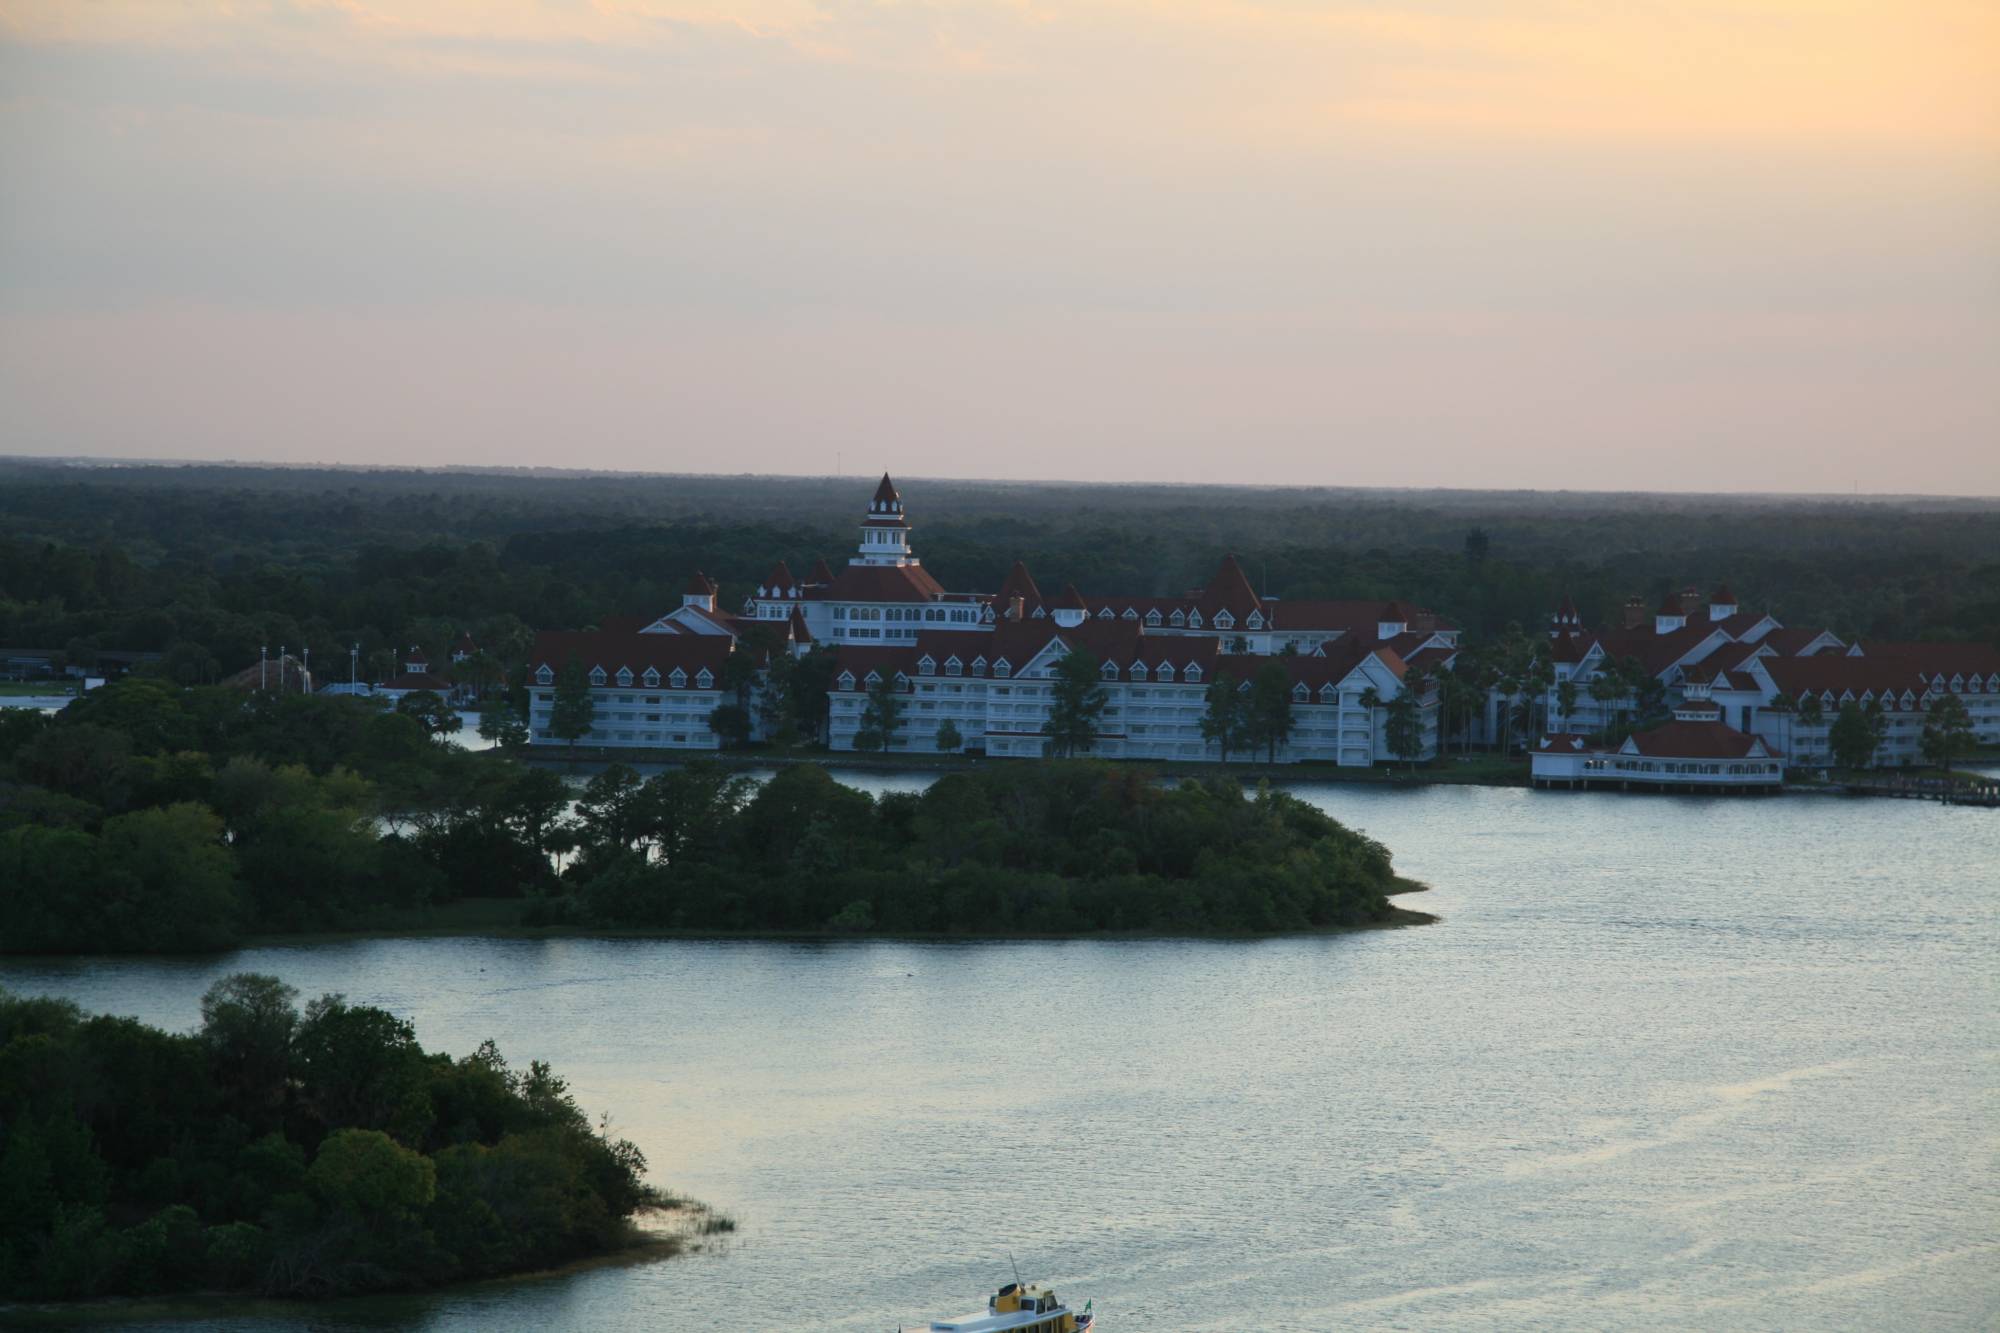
[3, 2, 1995, 495]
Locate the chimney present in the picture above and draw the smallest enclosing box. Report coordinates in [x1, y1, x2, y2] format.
[1622, 597, 1646, 630]
[1007, 596, 1024, 622]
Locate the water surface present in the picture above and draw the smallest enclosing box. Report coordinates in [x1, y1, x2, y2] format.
[5, 781, 1996, 1331]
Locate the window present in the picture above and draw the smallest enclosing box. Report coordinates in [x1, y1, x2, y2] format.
[642, 668, 660, 687]
[670, 668, 687, 687]
[864, 671, 882, 687]
[971, 657, 987, 677]
[696, 668, 713, 689]
[1169, 610, 1185, 627]
[1188, 611, 1203, 628]
[1132, 662, 1148, 681]
[1097, 607, 1113, 619]
[1158, 663, 1175, 682]
[588, 666, 606, 686]
[995, 659, 1012, 678]
[1320, 683, 1338, 702]
[1146, 609, 1162, 626]
[1184, 664, 1201, 683]
[945, 657, 962, 676]
[1215, 611, 1234, 630]
[1292, 682, 1310, 701]
[1032, 606, 1047, 619]
[837, 672, 855, 690]
[919, 656, 936, 675]
[1123, 607, 1139, 620]
[1248, 611, 1263, 629]
[1100, 660, 1119, 680]
[615, 667, 633, 686]
[535, 665, 553, 685]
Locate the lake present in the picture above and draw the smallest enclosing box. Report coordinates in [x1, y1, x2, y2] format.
[4, 777, 1996, 1331]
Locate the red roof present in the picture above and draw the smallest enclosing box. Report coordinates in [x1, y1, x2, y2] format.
[823, 563, 947, 603]
[1593, 623, 1728, 677]
[1553, 593, 1580, 621]
[1625, 720, 1772, 760]
[872, 473, 900, 505]
[761, 560, 795, 593]
[1267, 599, 1454, 638]
[1856, 641, 2000, 680]
[787, 606, 814, 645]
[1759, 626, 1844, 656]
[404, 646, 429, 664]
[995, 560, 1041, 607]
[1195, 554, 1261, 620]
[1053, 583, 1088, 611]
[529, 630, 737, 685]
[1710, 583, 1737, 607]
[1757, 655, 1929, 699]
[808, 558, 836, 585]
[684, 571, 718, 596]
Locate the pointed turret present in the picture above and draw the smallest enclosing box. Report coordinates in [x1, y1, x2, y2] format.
[760, 560, 796, 597]
[808, 558, 836, 585]
[854, 473, 914, 566]
[787, 605, 814, 648]
[1051, 583, 1089, 628]
[1196, 554, 1261, 619]
[996, 560, 1042, 608]
[872, 472, 900, 506]
[682, 571, 718, 612]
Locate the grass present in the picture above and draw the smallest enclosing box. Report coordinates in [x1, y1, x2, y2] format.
[0, 680, 77, 697]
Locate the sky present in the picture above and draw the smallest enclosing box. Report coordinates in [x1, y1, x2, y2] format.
[1, 1, 1995, 494]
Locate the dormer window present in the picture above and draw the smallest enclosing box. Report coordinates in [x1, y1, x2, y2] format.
[1146, 609, 1162, 626]
[1031, 606, 1047, 619]
[669, 667, 687, 687]
[696, 668, 714, 689]
[1319, 683, 1338, 702]
[1188, 611, 1203, 629]
[588, 666, 607, 686]
[1158, 663, 1175, 682]
[1132, 662, 1148, 681]
[1100, 660, 1119, 680]
[1292, 682, 1310, 701]
[1215, 611, 1234, 630]
[945, 657, 962, 676]
[864, 670, 882, 687]
[535, 665, 554, 685]
[1248, 611, 1263, 629]
[995, 659, 1012, 678]
[642, 667, 661, 687]
[919, 655, 936, 676]
[894, 672, 910, 688]
[615, 667, 633, 687]
[1096, 607, 1112, 619]
[837, 671, 855, 690]
[971, 657, 987, 677]
[1184, 664, 1201, 683]
[1123, 607, 1139, 620]
[982, 605, 995, 622]
[1169, 610, 1185, 627]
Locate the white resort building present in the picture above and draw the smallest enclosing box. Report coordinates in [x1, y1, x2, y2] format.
[528, 475, 1452, 764]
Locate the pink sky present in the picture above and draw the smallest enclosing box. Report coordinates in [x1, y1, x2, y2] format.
[2, 2, 1995, 493]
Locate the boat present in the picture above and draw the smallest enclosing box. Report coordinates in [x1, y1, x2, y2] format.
[908, 1280, 1094, 1332]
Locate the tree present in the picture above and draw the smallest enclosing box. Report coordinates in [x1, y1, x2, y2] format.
[1199, 671, 1248, 763]
[1555, 679, 1578, 732]
[934, 718, 963, 753]
[787, 648, 838, 745]
[476, 698, 528, 750]
[200, 973, 300, 1126]
[1357, 685, 1381, 764]
[1921, 692, 1975, 773]
[1042, 650, 1107, 759]
[854, 674, 905, 753]
[1384, 692, 1423, 771]
[1587, 661, 1626, 735]
[1828, 700, 1884, 771]
[1247, 660, 1294, 764]
[548, 656, 596, 756]
[1797, 692, 1825, 763]
[707, 704, 752, 749]
[719, 651, 758, 714]
[395, 689, 462, 741]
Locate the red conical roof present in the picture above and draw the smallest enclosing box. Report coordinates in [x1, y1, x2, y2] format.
[762, 560, 795, 592]
[685, 571, 718, 596]
[1554, 592, 1580, 621]
[787, 605, 814, 644]
[1197, 554, 1260, 616]
[808, 558, 836, 584]
[873, 473, 900, 505]
[1053, 583, 1088, 611]
[1711, 582, 1737, 606]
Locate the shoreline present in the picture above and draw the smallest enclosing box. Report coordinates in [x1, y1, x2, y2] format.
[235, 879, 1438, 949]
[0, 1210, 723, 1328]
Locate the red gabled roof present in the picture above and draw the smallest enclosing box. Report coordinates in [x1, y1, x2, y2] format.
[1594, 623, 1728, 677]
[761, 560, 795, 593]
[1759, 626, 1844, 656]
[1267, 599, 1454, 638]
[823, 563, 946, 603]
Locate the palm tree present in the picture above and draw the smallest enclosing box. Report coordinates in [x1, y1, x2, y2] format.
[1556, 678, 1578, 732]
[1797, 692, 1825, 766]
[1359, 686, 1381, 766]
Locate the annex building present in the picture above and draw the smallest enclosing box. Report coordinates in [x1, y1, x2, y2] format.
[527, 475, 1452, 764]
